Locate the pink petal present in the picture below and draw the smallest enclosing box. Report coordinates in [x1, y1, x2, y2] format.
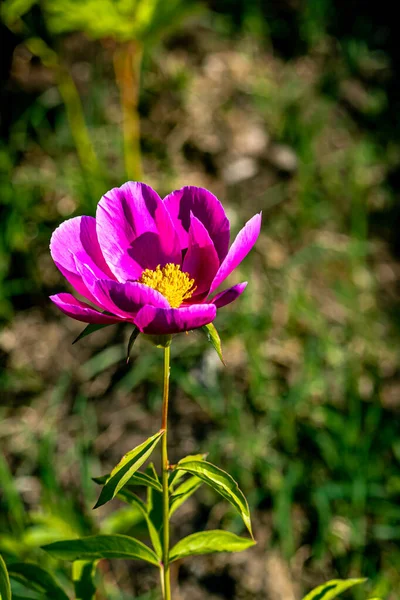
[94, 280, 171, 318]
[211, 282, 248, 308]
[96, 182, 181, 282]
[182, 214, 220, 296]
[134, 304, 217, 335]
[50, 216, 114, 302]
[50, 293, 123, 324]
[209, 213, 261, 294]
[164, 186, 230, 262]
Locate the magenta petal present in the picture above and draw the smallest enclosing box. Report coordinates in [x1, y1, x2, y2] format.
[94, 280, 171, 318]
[50, 216, 114, 302]
[134, 304, 217, 335]
[164, 186, 230, 261]
[211, 282, 248, 308]
[182, 214, 220, 296]
[209, 213, 261, 294]
[96, 182, 181, 282]
[50, 293, 123, 324]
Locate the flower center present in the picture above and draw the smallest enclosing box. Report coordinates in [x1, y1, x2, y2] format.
[139, 263, 196, 308]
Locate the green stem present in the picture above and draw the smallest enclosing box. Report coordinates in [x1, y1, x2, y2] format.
[113, 40, 143, 181]
[161, 345, 171, 599]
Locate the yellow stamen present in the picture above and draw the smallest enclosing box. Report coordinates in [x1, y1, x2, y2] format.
[139, 263, 196, 308]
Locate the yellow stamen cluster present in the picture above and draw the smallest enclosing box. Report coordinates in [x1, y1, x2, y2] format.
[139, 263, 196, 308]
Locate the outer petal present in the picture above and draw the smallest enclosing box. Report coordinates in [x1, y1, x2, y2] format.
[50, 293, 123, 324]
[211, 282, 248, 308]
[209, 213, 261, 294]
[50, 216, 114, 302]
[93, 280, 171, 318]
[96, 182, 181, 282]
[164, 186, 230, 261]
[182, 214, 220, 296]
[134, 304, 217, 335]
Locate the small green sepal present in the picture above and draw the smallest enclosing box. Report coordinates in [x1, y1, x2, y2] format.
[126, 326, 140, 362]
[201, 323, 225, 365]
[142, 334, 172, 348]
[73, 322, 112, 344]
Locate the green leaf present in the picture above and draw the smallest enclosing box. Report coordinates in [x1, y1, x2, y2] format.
[94, 430, 164, 508]
[110, 488, 162, 559]
[0, 555, 11, 600]
[7, 562, 69, 600]
[169, 530, 255, 562]
[72, 561, 97, 600]
[94, 470, 163, 493]
[201, 323, 225, 365]
[170, 476, 202, 517]
[169, 454, 207, 489]
[73, 322, 112, 344]
[175, 460, 253, 536]
[126, 327, 140, 362]
[302, 578, 367, 600]
[42, 534, 159, 566]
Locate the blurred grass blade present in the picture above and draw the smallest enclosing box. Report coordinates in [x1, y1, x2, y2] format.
[201, 323, 225, 365]
[169, 530, 256, 562]
[72, 561, 97, 600]
[73, 322, 112, 344]
[42, 534, 159, 566]
[169, 476, 203, 517]
[302, 578, 367, 600]
[0, 555, 11, 600]
[175, 460, 252, 536]
[7, 562, 69, 600]
[94, 430, 164, 508]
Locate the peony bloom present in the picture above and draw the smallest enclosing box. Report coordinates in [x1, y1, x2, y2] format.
[50, 183, 261, 335]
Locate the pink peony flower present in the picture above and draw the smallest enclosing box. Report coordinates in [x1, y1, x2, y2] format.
[50, 183, 261, 335]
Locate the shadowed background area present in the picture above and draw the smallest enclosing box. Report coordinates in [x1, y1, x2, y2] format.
[1, 0, 400, 598]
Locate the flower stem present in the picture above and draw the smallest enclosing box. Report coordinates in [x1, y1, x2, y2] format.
[161, 345, 171, 599]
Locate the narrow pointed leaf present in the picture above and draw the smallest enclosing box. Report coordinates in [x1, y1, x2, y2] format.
[126, 326, 140, 362]
[7, 562, 69, 600]
[302, 578, 367, 600]
[112, 488, 162, 559]
[42, 534, 159, 566]
[201, 323, 225, 365]
[170, 530, 255, 562]
[94, 470, 162, 493]
[169, 453, 207, 489]
[0, 555, 11, 600]
[175, 460, 252, 536]
[94, 430, 164, 508]
[170, 476, 203, 517]
[73, 322, 112, 344]
[72, 561, 97, 600]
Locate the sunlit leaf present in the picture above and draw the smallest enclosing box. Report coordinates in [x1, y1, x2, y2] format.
[94, 430, 164, 508]
[72, 561, 97, 600]
[302, 578, 367, 600]
[94, 470, 162, 493]
[7, 562, 69, 600]
[42, 534, 159, 566]
[201, 323, 225, 365]
[169, 476, 202, 517]
[0, 555, 11, 600]
[169, 530, 255, 562]
[72, 322, 112, 345]
[175, 460, 252, 536]
[169, 453, 207, 489]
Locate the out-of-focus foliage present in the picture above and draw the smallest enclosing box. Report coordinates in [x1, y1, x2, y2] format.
[1, 0, 400, 598]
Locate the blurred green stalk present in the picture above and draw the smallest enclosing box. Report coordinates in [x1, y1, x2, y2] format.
[113, 40, 143, 182]
[26, 38, 104, 203]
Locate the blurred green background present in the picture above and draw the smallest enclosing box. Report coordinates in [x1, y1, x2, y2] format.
[1, 0, 400, 598]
